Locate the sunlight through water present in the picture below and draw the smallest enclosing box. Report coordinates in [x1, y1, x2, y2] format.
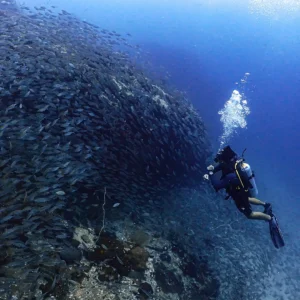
[249, 0, 300, 17]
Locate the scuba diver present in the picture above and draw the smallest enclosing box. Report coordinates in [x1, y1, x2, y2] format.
[204, 146, 272, 221]
[204, 145, 284, 248]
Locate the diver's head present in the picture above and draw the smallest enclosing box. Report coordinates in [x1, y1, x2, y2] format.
[214, 146, 237, 163]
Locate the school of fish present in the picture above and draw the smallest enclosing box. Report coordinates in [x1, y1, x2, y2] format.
[0, 1, 211, 298]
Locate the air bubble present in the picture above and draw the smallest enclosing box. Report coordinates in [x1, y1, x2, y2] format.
[218, 88, 250, 148]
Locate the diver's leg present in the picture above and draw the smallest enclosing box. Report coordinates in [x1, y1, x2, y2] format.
[233, 190, 253, 217]
[248, 197, 266, 206]
[248, 211, 272, 221]
[233, 191, 272, 221]
[249, 197, 272, 215]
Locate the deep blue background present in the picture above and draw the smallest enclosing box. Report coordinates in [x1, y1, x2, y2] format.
[23, 0, 300, 209]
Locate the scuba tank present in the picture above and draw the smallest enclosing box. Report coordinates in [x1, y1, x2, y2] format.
[214, 146, 259, 198]
[240, 162, 258, 197]
[234, 148, 258, 197]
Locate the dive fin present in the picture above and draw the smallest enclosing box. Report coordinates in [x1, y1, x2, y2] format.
[269, 214, 285, 249]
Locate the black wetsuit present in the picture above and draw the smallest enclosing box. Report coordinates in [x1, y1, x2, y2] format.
[211, 161, 252, 217]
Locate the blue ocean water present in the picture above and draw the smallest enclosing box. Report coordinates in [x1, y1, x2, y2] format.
[25, 0, 300, 230]
[25, 0, 300, 193]
[15, 0, 300, 298]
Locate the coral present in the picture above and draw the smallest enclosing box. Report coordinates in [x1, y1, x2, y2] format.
[126, 246, 149, 271]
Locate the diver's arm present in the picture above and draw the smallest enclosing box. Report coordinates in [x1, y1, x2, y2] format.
[212, 163, 222, 174]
